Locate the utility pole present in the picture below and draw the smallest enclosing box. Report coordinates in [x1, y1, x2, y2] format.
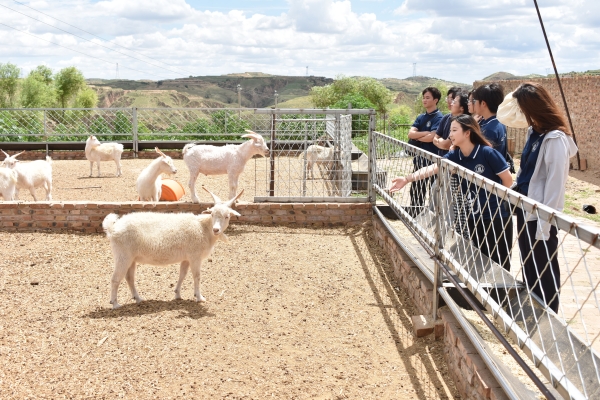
[306, 66, 308, 76]
[237, 84, 242, 116]
[274, 90, 279, 108]
[116, 63, 119, 79]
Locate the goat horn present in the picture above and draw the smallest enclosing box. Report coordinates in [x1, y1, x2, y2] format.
[155, 147, 167, 157]
[13, 151, 25, 158]
[0, 149, 8, 158]
[202, 187, 222, 204]
[226, 189, 244, 207]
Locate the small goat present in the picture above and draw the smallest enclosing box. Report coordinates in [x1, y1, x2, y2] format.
[1, 150, 52, 201]
[102, 188, 243, 309]
[182, 130, 269, 202]
[136, 147, 178, 202]
[0, 167, 18, 200]
[85, 135, 124, 177]
[303, 144, 334, 180]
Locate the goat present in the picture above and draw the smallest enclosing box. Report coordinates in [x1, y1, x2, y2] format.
[85, 135, 124, 177]
[102, 188, 244, 309]
[303, 144, 334, 180]
[1, 150, 52, 201]
[182, 129, 269, 202]
[136, 147, 178, 202]
[0, 167, 17, 200]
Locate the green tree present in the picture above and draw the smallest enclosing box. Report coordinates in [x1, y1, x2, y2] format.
[0, 63, 21, 108]
[55, 66, 85, 108]
[310, 75, 392, 113]
[74, 87, 98, 108]
[21, 68, 56, 108]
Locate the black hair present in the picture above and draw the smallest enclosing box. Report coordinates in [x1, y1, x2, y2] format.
[453, 90, 471, 115]
[450, 115, 492, 147]
[447, 86, 462, 98]
[422, 86, 442, 102]
[473, 83, 504, 113]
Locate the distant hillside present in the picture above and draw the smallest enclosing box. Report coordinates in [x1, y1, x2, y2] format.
[89, 75, 333, 108]
[481, 71, 545, 81]
[379, 76, 471, 96]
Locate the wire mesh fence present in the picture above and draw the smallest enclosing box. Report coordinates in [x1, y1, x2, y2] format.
[0, 107, 376, 201]
[372, 131, 600, 400]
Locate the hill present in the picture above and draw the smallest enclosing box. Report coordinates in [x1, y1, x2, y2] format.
[89, 75, 333, 108]
[379, 76, 471, 96]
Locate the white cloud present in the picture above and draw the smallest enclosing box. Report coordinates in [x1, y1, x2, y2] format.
[0, 0, 595, 83]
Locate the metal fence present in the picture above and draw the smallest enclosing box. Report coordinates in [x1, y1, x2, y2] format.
[372, 131, 600, 399]
[0, 107, 375, 201]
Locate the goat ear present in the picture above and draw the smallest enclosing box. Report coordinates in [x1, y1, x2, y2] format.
[226, 189, 244, 207]
[229, 209, 241, 217]
[202, 187, 222, 204]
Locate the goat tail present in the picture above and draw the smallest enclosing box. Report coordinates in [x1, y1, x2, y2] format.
[45, 156, 53, 165]
[182, 143, 196, 157]
[102, 213, 119, 237]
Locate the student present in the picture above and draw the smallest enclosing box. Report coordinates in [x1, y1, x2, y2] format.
[405, 87, 443, 217]
[433, 90, 471, 155]
[472, 83, 507, 157]
[390, 115, 513, 271]
[468, 89, 482, 123]
[511, 83, 578, 313]
[444, 86, 462, 111]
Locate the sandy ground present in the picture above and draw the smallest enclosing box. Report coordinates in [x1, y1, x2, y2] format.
[0, 223, 459, 399]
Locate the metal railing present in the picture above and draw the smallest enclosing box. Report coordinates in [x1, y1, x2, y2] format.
[372, 131, 600, 399]
[0, 107, 376, 201]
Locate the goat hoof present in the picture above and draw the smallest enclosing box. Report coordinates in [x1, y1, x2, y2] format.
[134, 297, 145, 304]
[195, 295, 206, 302]
[112, 303, 122, 310]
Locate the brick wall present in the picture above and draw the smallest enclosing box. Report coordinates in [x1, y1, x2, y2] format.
[0, 201, 372, 233]
[372, 213, 508, 399]
[473, 76, 599, 170]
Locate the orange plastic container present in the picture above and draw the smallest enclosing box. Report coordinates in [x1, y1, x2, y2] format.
[160, 179, 185, 201]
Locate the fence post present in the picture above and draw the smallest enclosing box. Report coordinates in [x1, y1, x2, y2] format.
[132, 108, 138, 158]
[368, 110, 377, 204]
[431, 158, 444, 321]
[269, 113, 276, 197]
[44, 109, 48, 156]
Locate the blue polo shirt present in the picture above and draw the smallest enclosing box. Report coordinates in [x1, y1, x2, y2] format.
[411, 109, 443, 155]
[515, 129, 545, 196]
[444, 144, 510, 220]
[479, 116, 507, 157]
[435, 113, 453, 156]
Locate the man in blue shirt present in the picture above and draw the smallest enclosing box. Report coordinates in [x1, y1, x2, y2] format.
[472, 83, 508, 158]
[406, 87, 443, 218]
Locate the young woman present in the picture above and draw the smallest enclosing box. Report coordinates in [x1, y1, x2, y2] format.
[389, 114, 513, 271]
[433, 90, 471, 154]
[512, 83, 578, 313]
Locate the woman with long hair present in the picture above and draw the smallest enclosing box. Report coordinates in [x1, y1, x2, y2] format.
[511, 83, 578, 313]
[389, 114, 513, 271]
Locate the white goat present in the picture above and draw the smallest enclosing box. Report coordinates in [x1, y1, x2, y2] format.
[303, 144, 334, 180]
[85, 135, 124, 177]
[102, 188, 243, 309]
[1, 150, 52, 201]
[136, 147, 178, 202]
[182, 129, 269, 202]
[0, 167, 18, 200]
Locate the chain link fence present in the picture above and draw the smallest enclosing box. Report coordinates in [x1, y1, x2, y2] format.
[372, 131, 600, 400]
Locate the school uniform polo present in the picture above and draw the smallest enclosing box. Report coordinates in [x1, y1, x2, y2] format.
[515, 129, 544, 196]
[479, 116, 507, 157]
[435, 113, 452, 156]
[444, 144, 509, 220]
[411, 109, 443, 155]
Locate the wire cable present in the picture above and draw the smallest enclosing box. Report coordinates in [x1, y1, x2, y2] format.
[0, 21, 174, 80]
[11, 0, 197, 77]
[0, 2, 192, 78]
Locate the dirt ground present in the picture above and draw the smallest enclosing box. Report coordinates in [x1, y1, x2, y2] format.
[0, 224, 459, 399]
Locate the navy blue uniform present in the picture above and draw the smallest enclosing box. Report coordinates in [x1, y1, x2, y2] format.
[444, 144, 513, 272]
[435, 113, 452, 156]
[479, 117, 507, 157]
[407, 109, 443, 218]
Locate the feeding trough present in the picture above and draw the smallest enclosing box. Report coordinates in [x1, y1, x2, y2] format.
[160, 178, 185, 201]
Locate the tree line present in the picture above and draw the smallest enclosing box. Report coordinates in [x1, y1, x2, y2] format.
[0, 63, 97, 109]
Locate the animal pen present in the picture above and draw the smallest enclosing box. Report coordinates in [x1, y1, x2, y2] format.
[1, 107, 599, 399]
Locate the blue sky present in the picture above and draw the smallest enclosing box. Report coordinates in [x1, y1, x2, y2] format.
[0, 0, 598, 84]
